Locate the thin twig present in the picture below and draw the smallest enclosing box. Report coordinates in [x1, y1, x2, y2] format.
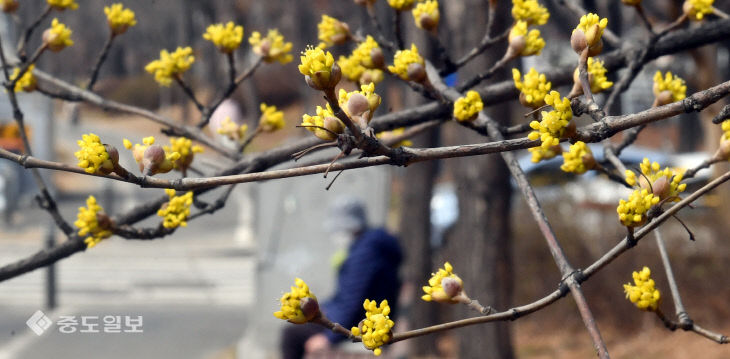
[86, 32, 116, 91]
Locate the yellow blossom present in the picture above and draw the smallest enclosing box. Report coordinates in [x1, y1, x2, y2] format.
[529, 144, 562, 163]
[164, 137, 203, 172]
[317, 15, 350, 48]
[722, 119, 730, 142]
[574, 57, 613, 94]
[338, 54, 366, 83]
[376, 128, 412, 148]
[157, 189, 193, 229]
[572, 13, 608, 54]
[104, 3, 136, 35]
[301, 103, 344, 141]
[388, 0, 415, 11]
[203, 22, 243, 53]
[422, 262, 465, 303]
[74, 133, 115, 175]
[249, 29, 293, 64]
[511, 0, 550, 26]
[717, 119, 730, 160]
[43, 18, 73, 52]
[453, 90, 483, 122]
[528, 91, 573, 149]
[617, 189, 660, 227]
[653, 71, 686, 106]
[338, 82, 381, 127]
[351, 299, 394, 356]
[412, 0, 439, 31]
[75, 196, 112, 248]
[259, 103, 285, 132]
[352, 36, 383, 69]
[560, 141, 595, 174]
[299, 46, 339, 90]
[623, 266, 661, 311]
[144, 47, 195, 87]
[388, 44, 425, 81]
[625, 158, 686, 201]
[47, 0, 77, 10]
[123, 136, 180, 175]
[512, 68, 551, 108]
[508, 21, 544, 57]
[274, 278, 320, 324]
[9, 64, 36, 92]
[684, 0, 714, 21]
[217, 116, 249, 143]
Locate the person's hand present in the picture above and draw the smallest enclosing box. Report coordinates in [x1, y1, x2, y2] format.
[305, 333, 330, 354]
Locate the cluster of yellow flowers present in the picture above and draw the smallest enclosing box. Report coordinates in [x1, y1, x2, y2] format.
[203, 21, 244, 53]
[75, 196, 112, 248]
[318, 15, 350, 48]
[301, 104, 343, 141]
[47, 0, 78, 11]
[164, 137, 203, 172]
[387, 0, 415, 11]
[157, 189, 193, 229]
[617, 189, 660, 227]
[422, 262, 464, 303]
[623, 266, 661, 311]
[580, 57, 613, 94]
[388, 44, 425, 82]
[572, 13, 608, 56]
[104, 3, 136, 35]
[412, 0, 439, 31]
[717, 119, 730, 160]
[684, 0, 715, 21]
[249, 29, 294, 64]
[74, 133, 115, 175]
[512, 0, 550, 26]
[43, 18, 74, 52]
[653, 71, 687, 106]
[508, 20, 545, 57]
[259, 103, 286, 132]
[217, 117, 249, 143]
[339, 36, 385, 85]
[351, 299, 395, 356]
[123, 136, 181, 175]
[453, 90, 484, 122]
[338, 82, 382, 128]
[9, 64, 37, 93]
[376, 128, 413, 148]
[274, 278, 320, 324]
[528, 144, 562, 163]
[508, 0, 548, 58]
[144, 47, 195, 87]
[299, 46, 339, 90]
[528, 91, 573, 149]
[625, 158, 687, 201]
[513, 68, 552, 108]
[560, 141, 595, 174]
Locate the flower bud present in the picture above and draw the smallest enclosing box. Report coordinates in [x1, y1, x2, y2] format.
[581, 153, 597, 171]
[406, 62, 426, 83]
[299, 296, 321, 322]
[346, 93, 371, 119]
[96, 211, 113, 230]
[651, 176, 670, 199]
[417, 13, 439, 32]
[369, 47, 385, 69]
[142, 145, 166, 174]
[570, 30, 587, 54]
[716, 140, 730, 160]
[653, 89, 674, 107]
[508, 35, 527, 58]
[441, 277, 463, 299]
[323, 117, 345, 137]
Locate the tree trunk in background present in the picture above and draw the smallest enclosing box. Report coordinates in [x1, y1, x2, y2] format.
[442, 0, 514, 357]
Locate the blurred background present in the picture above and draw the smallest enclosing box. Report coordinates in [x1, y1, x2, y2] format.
[1, 0, 729, 358]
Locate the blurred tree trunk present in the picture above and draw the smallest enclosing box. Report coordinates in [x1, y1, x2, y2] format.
[442, 0, 514, 358]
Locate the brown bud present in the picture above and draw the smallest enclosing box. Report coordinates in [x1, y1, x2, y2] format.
[323, 116, 345, 135]
[570, 30, 587, 54]
[104, 144, 119, 165]
[581, 153, 597, 171]
[299, 297, 321, 321]
[417, 14, 438, 32]
[651, 176, 671, 199]
[654, 90, 674, 107]
[716, 140, 730, 160]
[441, 277, 463, 299]
[562, 121, 577, 140]
[369, 47, 384, 69]
[407, 62, 426, 83]
[142, 145, 166, 174]
[508, 35, 526, 58]
[96, 212, 113, 230]
[587, 38, 603, 57]
[346, 93, 370, 118]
